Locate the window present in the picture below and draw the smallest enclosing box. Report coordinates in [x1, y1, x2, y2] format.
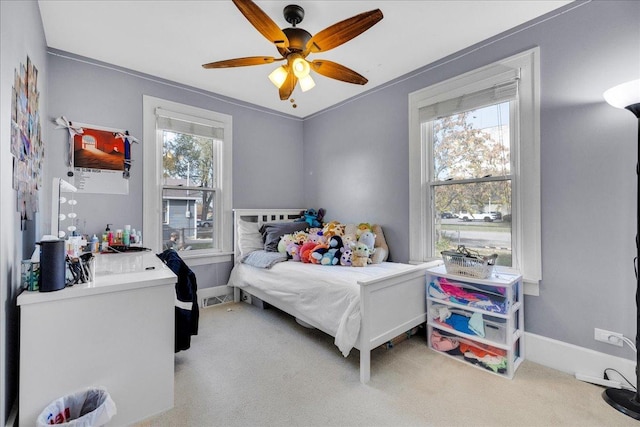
[143, 96, 233, 265]
[409, 48, 540, 294]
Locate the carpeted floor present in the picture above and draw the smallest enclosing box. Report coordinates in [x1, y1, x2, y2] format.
[135, 302, 638, 427]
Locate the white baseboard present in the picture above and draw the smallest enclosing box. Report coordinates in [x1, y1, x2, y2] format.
[526, 332, 636, 388]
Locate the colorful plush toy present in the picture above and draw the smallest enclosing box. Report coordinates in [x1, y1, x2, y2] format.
[291, 230, 308, 245]
[307, 228, 325, 244]
[320, 249, 339, 265]
[358, 230, 376, 254]
[351, 242, 372, 267]
[356, 223, 373, 238]
[278, 234, 295, 254]
[296, 208, 326, 228]
[299, 241, 317, 263]
[286, 242, 301, 261]
[342, 233, 357, 250]
[326, 235, 344, 266]
[310, 242, 329, 264]
[322, 221, 345, 239]
[340, 246, 353, 266]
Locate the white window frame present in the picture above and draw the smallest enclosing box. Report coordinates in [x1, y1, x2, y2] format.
[143, 96, 233, 266]
[409, 48, 541, 295]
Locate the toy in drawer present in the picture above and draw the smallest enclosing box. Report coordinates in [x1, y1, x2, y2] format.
[429, 303, 509, 344]
[428, 275, 515, 314]
[430, 329, 517, 375]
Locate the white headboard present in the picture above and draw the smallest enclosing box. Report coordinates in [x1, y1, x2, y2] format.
[232, 209, 304, 260]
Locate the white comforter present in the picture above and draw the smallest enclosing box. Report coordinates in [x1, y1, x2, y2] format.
[228, 261, 416, 356]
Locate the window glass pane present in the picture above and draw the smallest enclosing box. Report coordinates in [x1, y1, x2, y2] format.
[162, 200, 169, 224]
[433, 181, 512, 267]
[162, 131, 215, 188]
[161, 188, 216, 251]
[432, 102, 510, 181]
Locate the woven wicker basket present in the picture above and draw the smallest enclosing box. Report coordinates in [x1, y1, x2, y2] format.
[441, 246, 498, 279]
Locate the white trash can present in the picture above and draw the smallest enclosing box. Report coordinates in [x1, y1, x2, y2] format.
[36, 387, 116, 427]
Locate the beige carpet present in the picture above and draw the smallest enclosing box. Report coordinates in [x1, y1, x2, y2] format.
[135, 302, 637, 427]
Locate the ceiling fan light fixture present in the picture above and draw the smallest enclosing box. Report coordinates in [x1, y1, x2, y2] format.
[291, 56, 310, 78]
[299, 74, 315, 92]
[268, 66, 288, 88]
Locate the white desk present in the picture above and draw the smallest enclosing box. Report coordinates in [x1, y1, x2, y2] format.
[18, 251, 177, 426]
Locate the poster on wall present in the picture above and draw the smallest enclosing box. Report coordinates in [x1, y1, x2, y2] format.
[71, 124, 130, 194]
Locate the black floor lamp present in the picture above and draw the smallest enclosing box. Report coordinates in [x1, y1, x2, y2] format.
[602, 78, 640, 420]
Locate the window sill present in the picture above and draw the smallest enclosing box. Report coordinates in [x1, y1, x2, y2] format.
[176, 251, 233, 267]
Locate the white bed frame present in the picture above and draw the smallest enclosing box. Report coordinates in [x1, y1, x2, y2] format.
[232, 209, 436, 383]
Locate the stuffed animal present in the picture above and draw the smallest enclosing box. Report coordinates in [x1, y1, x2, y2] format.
[299, 241, 317, 263]
[286, 242, 301, 261]
[326, 235, 344, 265]
[278, 234, 295, 254]
[307, 228, 325, 244]
[291, 230, 308, 245]
[296, 208, 325, 228]
[310, 242, 329, 264]
[340, 247, 353, 266]
[342, 233, 357, 250]
[356, 223, 373, 238]
[358, 230, 376, 254]
[323, 221, 345, 239]
[351, 242, 372, 267]
[320, 249, 339, 265]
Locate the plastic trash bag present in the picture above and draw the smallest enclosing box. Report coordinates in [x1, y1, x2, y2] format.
[37, 387, 116, 426]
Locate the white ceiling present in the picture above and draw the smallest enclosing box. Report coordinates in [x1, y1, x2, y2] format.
[38, 0, 571, 118]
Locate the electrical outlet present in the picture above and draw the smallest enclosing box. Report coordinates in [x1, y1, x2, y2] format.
[594, 328, 624, 347]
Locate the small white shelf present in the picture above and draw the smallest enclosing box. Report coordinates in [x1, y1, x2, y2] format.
[426, 265, 524, 379]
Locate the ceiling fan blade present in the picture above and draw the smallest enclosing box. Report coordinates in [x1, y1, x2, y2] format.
[309, 60, 368, 85]
[232, 0, 289, 49]
[279, 67, 297, 100]
[305, 9, 383, 54]
[202, 56, 279, 69]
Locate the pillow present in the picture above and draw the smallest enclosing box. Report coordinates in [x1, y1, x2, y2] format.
[260, 221, 309, 252]
[371, 224, 389, 264]
[237, 219, 263, 258]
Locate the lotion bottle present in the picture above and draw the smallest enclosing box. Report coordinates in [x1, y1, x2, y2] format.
[123, 225, 131, 246]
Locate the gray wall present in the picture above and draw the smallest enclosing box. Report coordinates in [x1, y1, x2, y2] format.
[0, 1, 48, 422]
[47, 51, 305, 235]
[46, 50, 306, 287]
[303, 0, 640, 358]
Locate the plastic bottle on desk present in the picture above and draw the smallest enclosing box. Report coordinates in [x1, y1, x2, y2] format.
[123, 225, 131, 246]
[90, 234, 99, 253]
[106, 224, 113, 247]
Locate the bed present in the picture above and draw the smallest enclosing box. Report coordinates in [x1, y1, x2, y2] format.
[227, 209, 437, 383]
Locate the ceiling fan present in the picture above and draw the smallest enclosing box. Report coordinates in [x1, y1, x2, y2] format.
[202, 0, 383, 101]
